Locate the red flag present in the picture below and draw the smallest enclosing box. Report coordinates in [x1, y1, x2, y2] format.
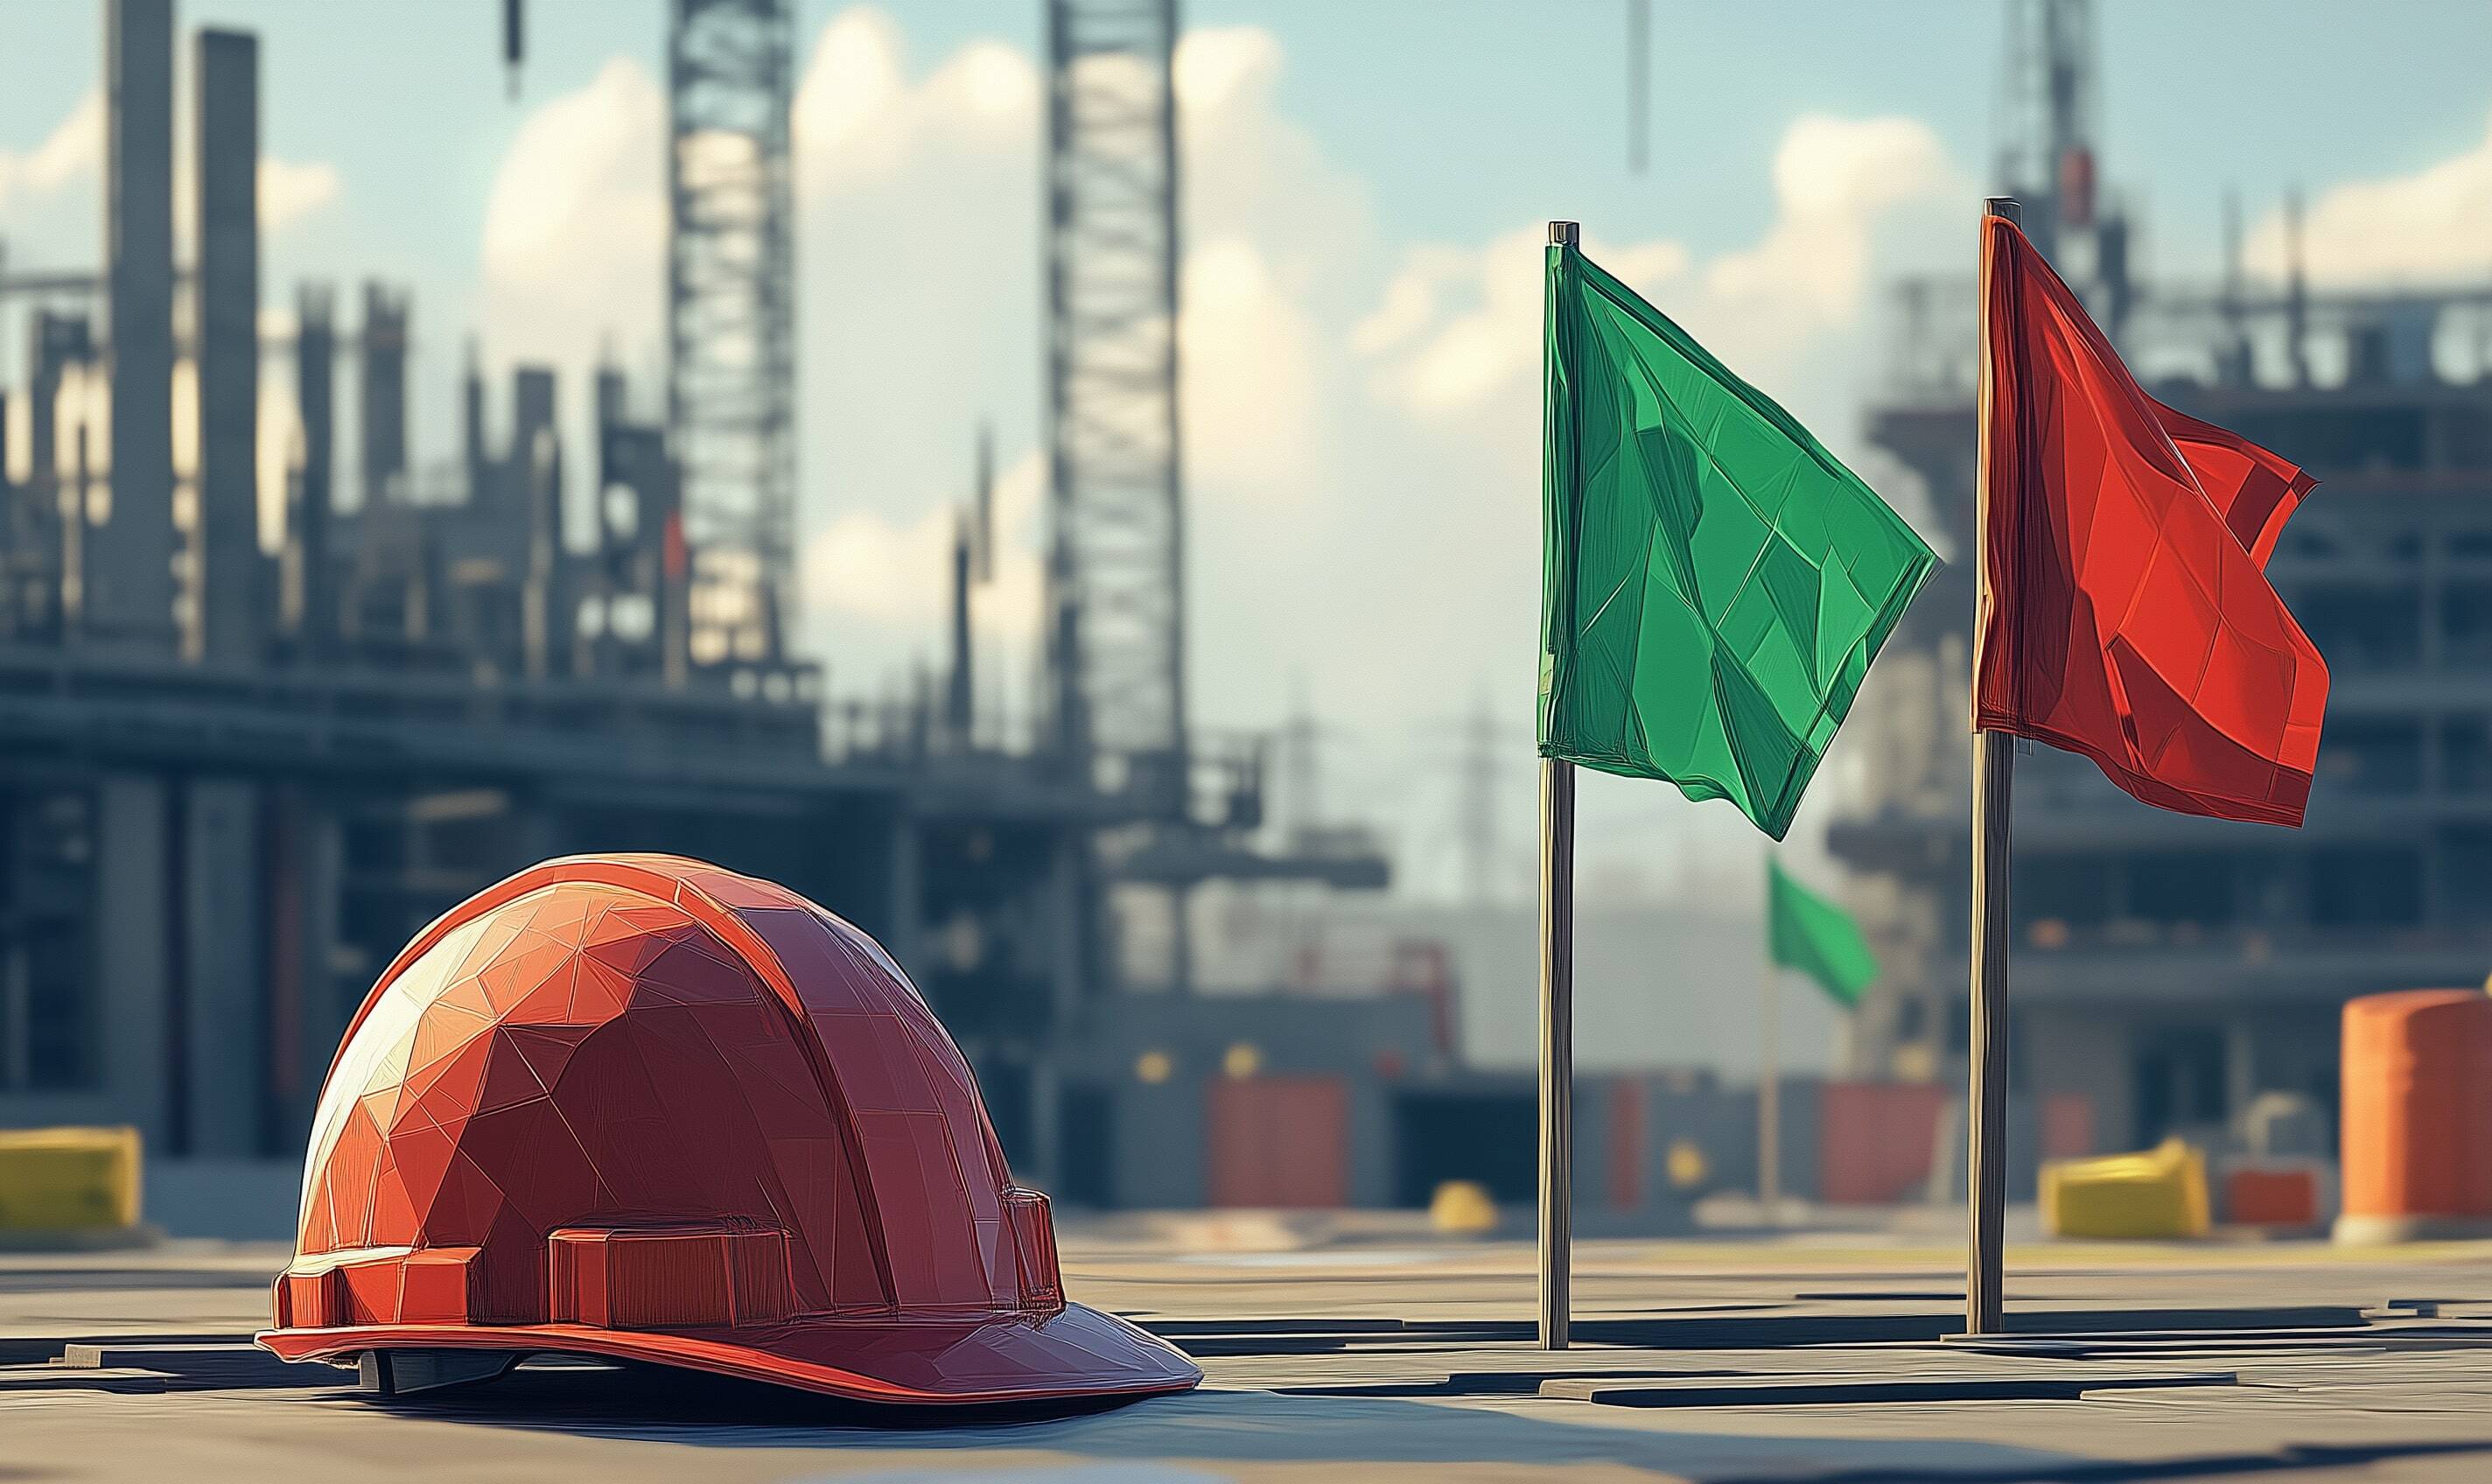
[1977, 216, 2328, 826]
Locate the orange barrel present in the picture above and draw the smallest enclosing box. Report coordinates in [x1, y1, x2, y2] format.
[2336, 989, 2492, 1242]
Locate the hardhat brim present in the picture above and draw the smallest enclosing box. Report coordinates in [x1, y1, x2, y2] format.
[258, 1298, 1200, 1405]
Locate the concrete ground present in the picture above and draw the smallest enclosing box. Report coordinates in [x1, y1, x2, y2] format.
[8, 1219, 2492, 1482]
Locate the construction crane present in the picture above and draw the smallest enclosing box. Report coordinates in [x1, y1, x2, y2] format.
[502, 0, 522, 97]
[1626, 0, 1649, 174]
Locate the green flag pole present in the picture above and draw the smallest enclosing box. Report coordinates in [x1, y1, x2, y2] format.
[1538, 218, 1581, 1353]
[1536, 211, 1927, 1344]
[1539, 752, 1575, 1350]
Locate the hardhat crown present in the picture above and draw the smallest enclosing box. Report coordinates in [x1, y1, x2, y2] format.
[276, 855, 1060, 1336]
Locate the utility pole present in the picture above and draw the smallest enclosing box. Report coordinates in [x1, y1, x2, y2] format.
[1283, 678, 1320, 844]
[1460, 691, 1500, 904]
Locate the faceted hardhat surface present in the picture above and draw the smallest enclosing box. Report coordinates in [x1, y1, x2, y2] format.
[257, 854, 1199, 1404]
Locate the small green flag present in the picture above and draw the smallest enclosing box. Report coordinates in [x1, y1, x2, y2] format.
[1768, 857, 1878, 1006]
[1538, 236, 1936, 839]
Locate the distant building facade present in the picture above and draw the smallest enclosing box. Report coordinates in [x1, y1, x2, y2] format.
[1831, 199, 2492, 1158]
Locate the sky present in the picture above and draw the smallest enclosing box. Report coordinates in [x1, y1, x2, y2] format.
[8, 0, 2492, 914]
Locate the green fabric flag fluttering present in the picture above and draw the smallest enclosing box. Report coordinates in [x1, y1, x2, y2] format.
[1538, 238, 1936, 840]
[1767, 858, 1879, 1007]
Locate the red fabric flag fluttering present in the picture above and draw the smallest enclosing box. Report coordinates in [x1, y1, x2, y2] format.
[1977, 216, 2328, 826]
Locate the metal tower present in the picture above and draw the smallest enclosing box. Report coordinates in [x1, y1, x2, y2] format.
[1996, 0, 2128, 330]
[667, 0, 796, 667]
[1996, 0, 2095, 258]
[1044, 0, 1187, 810]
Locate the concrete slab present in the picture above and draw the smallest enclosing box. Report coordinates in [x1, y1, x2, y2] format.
[2, 1232, 2491, 1480]
[56, 1340, 320, 1389]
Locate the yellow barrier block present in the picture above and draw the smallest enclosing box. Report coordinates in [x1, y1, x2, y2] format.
[2040, 1138, 2209, 1240]
[0, 1126, 143, 1233]
[1429, 1180, 1499, 1236]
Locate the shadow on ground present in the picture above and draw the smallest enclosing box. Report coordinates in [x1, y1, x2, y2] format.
[321, 1361, 2492, 1481]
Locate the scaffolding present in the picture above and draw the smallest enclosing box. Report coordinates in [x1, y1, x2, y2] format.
[667, 0, 796, 667]
[1044, 0, 1187, 811]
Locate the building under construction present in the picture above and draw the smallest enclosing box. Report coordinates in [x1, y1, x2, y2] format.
[1830, 0, 2492, 1169]
[0, 0, 1429, 1219]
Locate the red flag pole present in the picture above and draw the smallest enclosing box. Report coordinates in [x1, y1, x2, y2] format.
[1966, 195, 2020, 1336]
[1538, 218, 1581, 1351]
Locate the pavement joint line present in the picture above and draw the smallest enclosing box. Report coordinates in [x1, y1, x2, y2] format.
[1537, 1369, 2244, 1407]
[0, 1332, 259, 1367]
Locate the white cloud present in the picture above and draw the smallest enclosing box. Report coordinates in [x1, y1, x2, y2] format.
[10, 84, 335, 277]
[2246, 106, 2492, 286]
[794, 8, 1034, 192]
[1173, 26, 1374, 324]
[785, 6, 1046, 683]
[177, 149, 343, 249]
[1348, 263, 1445, 359]
[791, 7, 909, 178]
[782, 10, 1362, 673]
[800, 444, 1049, 735]
[803, 447, 1045, 639]
[1162, 26, 1377, 505]
[258, 157, 340, 234]
[1172, 23, 1274, 111]
[1362, 114, 1961, 440]
[0, 89, 100, 215]
[1181, 235, 1326, 494]
[477, 56, 666, 370]
[1362, 227, 1692, 427]
[1701, 115, 1964, 350]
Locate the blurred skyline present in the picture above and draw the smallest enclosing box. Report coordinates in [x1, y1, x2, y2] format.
[7, 0, 2492, 904]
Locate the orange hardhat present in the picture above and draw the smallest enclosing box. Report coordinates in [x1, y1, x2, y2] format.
[258, 854, 1199, 1404]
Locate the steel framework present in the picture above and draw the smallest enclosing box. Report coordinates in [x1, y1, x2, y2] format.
[667, 0, 796, 667]
[1997, 0, 2130, 334]
[1997, 0, 2091, 252]
[1044, 0, 1186, 809]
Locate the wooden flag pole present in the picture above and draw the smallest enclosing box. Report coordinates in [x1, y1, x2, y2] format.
[1538, 220, 1580, 1353]
[1759, 885, 1781, 1217]
[1539, 754, 1576, 1348]
[1966, 194, 2020, 1337]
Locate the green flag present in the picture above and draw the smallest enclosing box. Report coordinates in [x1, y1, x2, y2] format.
[1768, 857, 1878, 1006]
[1538, 237, 1936, 839]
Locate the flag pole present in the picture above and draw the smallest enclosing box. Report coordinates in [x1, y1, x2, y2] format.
[1759, 860, 1781, 1219]
[1966, 195, 2020, 1337]
[1760, 962, 1781, 1215]
[1538, 218, 1580, 1352]
[1539, 753, 1575, 1348]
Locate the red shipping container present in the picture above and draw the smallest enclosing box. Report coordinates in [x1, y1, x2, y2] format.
[1819, 1082, 1950, 1206]
[2225, 1167, 2320, 1228]
[1207, 1076, 1348, 1209]
[2042, 1093, 2096, 1160]
[1606, 1079, 1646, 1211]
